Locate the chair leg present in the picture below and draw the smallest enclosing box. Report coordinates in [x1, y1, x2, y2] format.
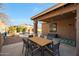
[25, 44, 29, 56]
[25, 48, 27, 56]
[58, 50, 60, 56]
[22, 44, 24, 54]
[41, 47, 44, 56]
[31, 52, 33, 56]
[30, 46, 33, 56]
[25, 47, 29, 56]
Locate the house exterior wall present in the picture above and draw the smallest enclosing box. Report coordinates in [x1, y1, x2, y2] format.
[42, 17, 76, 40]
[57, 18, 76, 40]
[42, 22, 49, 35]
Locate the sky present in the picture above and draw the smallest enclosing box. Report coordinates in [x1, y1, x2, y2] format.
[0, 3, 56, 27]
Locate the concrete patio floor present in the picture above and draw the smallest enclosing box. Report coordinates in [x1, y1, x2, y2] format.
[0, 41, 76, 56]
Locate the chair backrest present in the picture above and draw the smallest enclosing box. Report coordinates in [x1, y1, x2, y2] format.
[52, 42, 60, 55]
[22, 38, 28, 44]
[52, 42, 60, 52]
[40, 35, 44, 38]
[29, 35, 33, 37]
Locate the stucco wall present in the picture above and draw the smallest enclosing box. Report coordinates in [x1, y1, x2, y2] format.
[57, 18, 76, 40]
[42, 17, 76, 40]
[42, 22, 49, 35]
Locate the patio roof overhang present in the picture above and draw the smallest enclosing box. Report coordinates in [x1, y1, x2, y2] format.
[31, 3, 79, 21]
[31, 3, 79, 56]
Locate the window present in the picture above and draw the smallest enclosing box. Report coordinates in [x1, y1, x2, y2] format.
[50, 23, 57, 32]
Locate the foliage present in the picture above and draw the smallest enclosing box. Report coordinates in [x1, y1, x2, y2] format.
[17, 26, 23, 33]
[16, 26, 26, 33]
[8, 26, 17, 34]
[22, 28, 26, 33]
[8, 25, 27, 35]
[0, 13, 9, 24]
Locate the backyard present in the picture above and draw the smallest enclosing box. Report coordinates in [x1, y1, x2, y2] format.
[0, 3, 79, 56]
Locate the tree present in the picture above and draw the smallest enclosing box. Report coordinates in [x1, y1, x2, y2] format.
[0, 4, 9, 24]
[22, 28, 26, 34]
[0, 13, 9, 24]
[17, 26, 21, 33]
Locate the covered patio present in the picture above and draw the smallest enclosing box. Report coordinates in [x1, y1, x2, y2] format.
[31, 3, 79, 55]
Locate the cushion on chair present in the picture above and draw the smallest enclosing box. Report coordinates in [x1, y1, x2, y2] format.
[60, 38, 76, 47]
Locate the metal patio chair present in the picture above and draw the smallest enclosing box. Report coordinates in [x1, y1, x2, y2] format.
[28, 39, 40, 56]
[22, 38, 29, 56]
[45, 42, 60, 56]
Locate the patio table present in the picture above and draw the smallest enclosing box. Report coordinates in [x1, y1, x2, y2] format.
[28, 36, 53, 56]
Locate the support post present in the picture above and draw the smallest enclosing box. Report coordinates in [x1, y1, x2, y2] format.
[34, 20, 38, 36]
[76, 9, 79, 55]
